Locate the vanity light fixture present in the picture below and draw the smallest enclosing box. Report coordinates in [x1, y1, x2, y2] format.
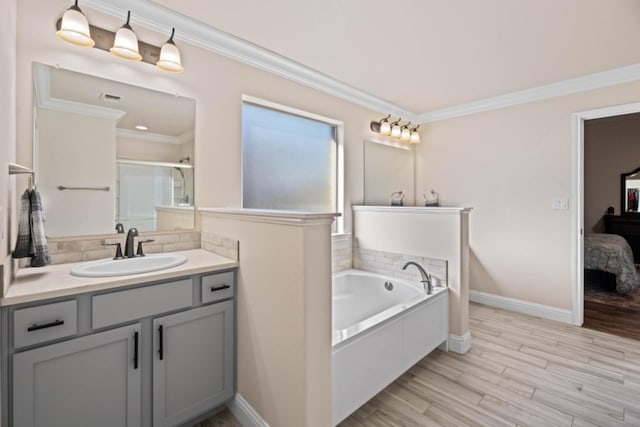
[110, 11, 142, 61]
[400, 122, 412, 141]
[370, 115, 422, 143]
[410, 125, 421, 144]
[56, 0, 95, 47]
[156, 28, 184, 73]
[390, 118, 403, 138]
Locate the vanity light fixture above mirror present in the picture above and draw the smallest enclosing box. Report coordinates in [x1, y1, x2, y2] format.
[55, 1, 184, 72]
[370, 115, 421, 144]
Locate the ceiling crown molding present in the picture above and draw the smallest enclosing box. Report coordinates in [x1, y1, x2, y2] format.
[116, 128, 183, 144]
[81, 0, 418, 122]
[418, 63, 640, 123]
[33, 63, 126, 121]
[81, 1, 640, 125]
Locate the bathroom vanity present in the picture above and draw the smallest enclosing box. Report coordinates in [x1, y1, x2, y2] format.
[1, 249, 237, 427]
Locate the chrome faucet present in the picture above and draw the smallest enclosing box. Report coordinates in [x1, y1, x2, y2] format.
[402, 261, 433, 294]
[124, 228, 139, 258]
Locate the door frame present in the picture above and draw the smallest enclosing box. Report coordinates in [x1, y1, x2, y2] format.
[572, 101, 640, 325]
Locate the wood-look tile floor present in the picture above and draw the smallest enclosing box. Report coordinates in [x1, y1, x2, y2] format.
[201, 302, 640, 426]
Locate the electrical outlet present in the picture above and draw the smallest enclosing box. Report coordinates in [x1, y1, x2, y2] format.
[552, 198, 569, 210]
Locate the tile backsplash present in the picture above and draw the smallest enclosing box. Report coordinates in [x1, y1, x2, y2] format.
[332, 233, 353, 273]
[20, 231, 202, 267]
[201, 231, 239, 261]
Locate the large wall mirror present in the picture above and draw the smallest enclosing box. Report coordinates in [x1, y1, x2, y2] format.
[363, 139, 415, 206]
[621, 166, 640, 214]
[32, 63, 196, 238]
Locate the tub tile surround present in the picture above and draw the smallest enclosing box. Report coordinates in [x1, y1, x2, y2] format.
[353, 243, 448, 287]
[332, 233, 353, 273]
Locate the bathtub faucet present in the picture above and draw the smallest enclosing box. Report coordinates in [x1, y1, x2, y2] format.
[402, 262, 433, 295]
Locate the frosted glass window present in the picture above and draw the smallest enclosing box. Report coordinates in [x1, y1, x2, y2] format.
[242, 103, 337, 212]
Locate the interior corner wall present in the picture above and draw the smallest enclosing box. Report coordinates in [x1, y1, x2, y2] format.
[584, 115, 640, 232]
[1, 0, 17, 296]
[416, 81, 640, 310]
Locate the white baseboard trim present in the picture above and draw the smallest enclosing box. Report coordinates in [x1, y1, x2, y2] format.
[470, 290, 573, 324]
[227, 393, 270, 427]
[448, 331, 472, 354]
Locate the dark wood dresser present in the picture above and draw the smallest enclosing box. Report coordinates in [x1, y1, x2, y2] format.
[604, 214, 640, 263]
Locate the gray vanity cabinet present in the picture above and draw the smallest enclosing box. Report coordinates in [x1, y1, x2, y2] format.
[153, 301, 234, 427]
[12, 323, 141, 427]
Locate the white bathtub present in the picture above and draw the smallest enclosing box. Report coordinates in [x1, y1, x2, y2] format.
[332, 269, 449, 425]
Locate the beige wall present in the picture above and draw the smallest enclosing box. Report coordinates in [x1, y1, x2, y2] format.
[416, 81, 640, 310]
[1, 0, 17, 294]
[584, 115, 640, 232]
[15, 0, 385, 238]
[201, 211, 333, 427]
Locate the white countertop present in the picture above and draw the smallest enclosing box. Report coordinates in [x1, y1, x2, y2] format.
[3, 249, 238, 306]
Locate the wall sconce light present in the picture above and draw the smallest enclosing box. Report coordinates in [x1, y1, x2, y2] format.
[156, 28, 184, 73]
[55, 3, 184, 72]
[410, 125, 421, 144]
[370, 115, 422, 143]
[56, 0, 95, 47]
[110, 11, 142, 61]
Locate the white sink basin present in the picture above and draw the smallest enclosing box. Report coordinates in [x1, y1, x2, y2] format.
[70, 253, 187, 277]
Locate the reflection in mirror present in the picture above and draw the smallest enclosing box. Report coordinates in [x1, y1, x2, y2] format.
[622, 167, 640, 213]
[363, 139, 414, 206]
[32, 63, 196, 237]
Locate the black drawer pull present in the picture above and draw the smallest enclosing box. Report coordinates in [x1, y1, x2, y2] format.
[27, 319, 64, 332]
[133, 331, 139, 370]
[158, 325, 164, 360]
[211, 284, 230, 292]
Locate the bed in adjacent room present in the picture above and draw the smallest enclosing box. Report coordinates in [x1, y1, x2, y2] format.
[584, 233, 640, 294]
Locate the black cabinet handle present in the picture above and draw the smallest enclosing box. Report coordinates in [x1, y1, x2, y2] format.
[158, 325, 164, 360]
[27, 319, 64, 332]
[211, 284, 230, 292]
[133, 331, 139, 370]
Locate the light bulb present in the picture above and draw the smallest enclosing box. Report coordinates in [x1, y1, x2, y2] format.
[400, 123, 411, 141]
[380, 120, 391, 135]
[410, 126, 421, 143]
[56, 0, 94, 47]
[391, 124, 402, 138]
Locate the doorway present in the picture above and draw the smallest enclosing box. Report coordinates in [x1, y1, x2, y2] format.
[572, 101, 640, 334]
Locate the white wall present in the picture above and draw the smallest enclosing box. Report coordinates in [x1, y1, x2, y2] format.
[1, 0, 17, 295]
[416, 81, 640, 310]
[584, 115, 640, 232]
[37, 108, 116, 236]
[116, 136, 183, 162]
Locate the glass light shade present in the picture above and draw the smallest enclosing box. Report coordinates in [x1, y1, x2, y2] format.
[156, 42, 184, 72]
[391, 124, 402, 138]
[56, 8, 94, 47]
[410, 130, 421, 143]
[401, 127, 411, 141]
[110, 27, 142, 61]
[380, 121, 391, 135]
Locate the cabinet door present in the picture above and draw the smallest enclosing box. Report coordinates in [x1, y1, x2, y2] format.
[13, 323, 141, 427]
[153, 301, 234, 427]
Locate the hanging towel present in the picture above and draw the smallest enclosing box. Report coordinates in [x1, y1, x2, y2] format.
[29, 189, 51, 267]
[12, 190, 33, 259]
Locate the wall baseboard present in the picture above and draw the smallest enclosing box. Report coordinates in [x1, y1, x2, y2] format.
[227, 393, 270, 427]
[448, 331, 472, 354]
[470, 290, 573, 324]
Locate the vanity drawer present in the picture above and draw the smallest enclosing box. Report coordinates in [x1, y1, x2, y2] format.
[92, 279, 193, 329]
[202, 271, 235, 304]
[13, 300, 77, 349]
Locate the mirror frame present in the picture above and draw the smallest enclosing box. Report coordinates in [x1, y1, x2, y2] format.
[621, 166, 640, 215]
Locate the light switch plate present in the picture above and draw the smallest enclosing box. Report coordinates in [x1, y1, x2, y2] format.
[552, 198, 569, 210]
